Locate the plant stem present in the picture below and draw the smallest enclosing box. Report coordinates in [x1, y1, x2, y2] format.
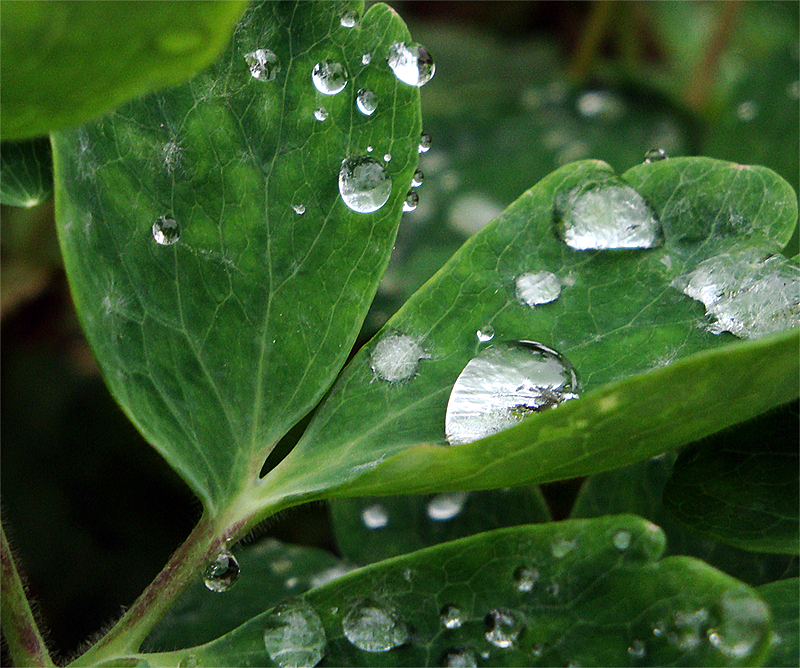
[567, 1, 618, 84]
[1, 523, 56, 668]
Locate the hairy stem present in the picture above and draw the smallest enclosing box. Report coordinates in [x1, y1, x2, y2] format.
[1, 522, 56, 668]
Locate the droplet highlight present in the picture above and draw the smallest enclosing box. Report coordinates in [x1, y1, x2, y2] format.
[342, 600, 409, 652]
[339, 9, 358, 28]
[370, 332, 429, 382]
[152, 216, 180, 245]
[292, 204, 306, 215]
[403, 191, 419, 212]
[361, 503, 389, 529]
[484, 608, 526, 649]
[418, 132, 432, 153]
[356, 88, 378, 116]
[362, 53, 372, 65]
[476, 325, 495, 343]
[513, 566, 539, 592]
[245, 49, 281, 82]
[427, 492, 469, 521]
[411, 169, 425, 188]
[441, 649, 478, 667]
[203, 548, 239, 592]
[516, 271, 561, 307]
[313, 107, 328, 121]
[338, 157, 392, 213]
[263, 599, 327, 668]
[387, 42, 435, 87]
[440, 604, 466, 629]
[312, 61, 348, 95]
[644, 148, 668, 163]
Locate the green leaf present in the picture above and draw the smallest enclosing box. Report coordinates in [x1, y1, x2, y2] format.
[757, 578, 799, 667]
[0, 138, 53, 207]
[0, 1, 248, 140]
[662, 403, 799, 555]
[156, 516, 773, 667]
[259, 157, 798, 505]
[52, 0, 422, 510]
[330, 487, 550, 565]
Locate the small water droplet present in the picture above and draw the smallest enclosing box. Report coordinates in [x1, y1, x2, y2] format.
[370, 332, 430, 381]
[152, 216, 180, 245]
[652, 621, 666, 637]
[203, 548, 239, 592]
[361, 503, 389, 529]
[356, 88, 378, 116]
[445, 341, 581, 445]
[484, 608, 526, 649]
[387, 42, 435, 87]
[613, 530, 632, 551]
[513, 566, 539, 592]
[551, 538, 576, 559]
[402, 567, 413, 582]
[362, 53, 372, 65]
[366, 145, 374, 152]
[576, 90, 625, 122]
[263, 599, 327, 668]
[245, 49, 281, 82]
[628, 639, 646, 659]
[644, 148, 668, 163]
[340, 9, 358, 28]
[418, 132, 432, 153]
[312, 61, 348, 95]
[427, 492, 469, 521]
[339, 157, 392, 213]
[736, 100, 759, 122]
[441, 649, 477, 667]
[292, 204, 306, 215]
[383, 153, 392, 162]
[516, 271, 561, 307]
[313, 107, 328, 121]
[411, 169, 424, 188]
[403, 191, 419, 212]
[342, 600, 409, 652]
[476, 325, 495, 343]
[440, 604, 465, 629]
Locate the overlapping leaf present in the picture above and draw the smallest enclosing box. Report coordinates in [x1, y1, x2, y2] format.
[756, 578, 799, 667]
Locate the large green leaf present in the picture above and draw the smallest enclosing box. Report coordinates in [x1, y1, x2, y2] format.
[52, 0, 422, 510]
[258, 157, 798, 505]
[141, 516, 774, 667]
[757, 578, 799, 667]
[0, 1, 248, 140]
[0, 138, 52, 207]
[662, 403, 799, 555]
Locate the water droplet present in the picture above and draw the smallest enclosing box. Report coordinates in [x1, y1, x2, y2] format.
[411, 169, 424, 188]
[361, 503, 389, 529]
[340, 9, 358, 28]
[627, 639, 646, 659]
[403, 191, 419, 212]
[612, 530, 632, 551]
[440, 604, 465, 629]
[362, 53, 372, 65]
[445, 341, 581, 445]
[263, 599, 327, 668]
[576, 90, 625, 122]
[736, 100, 759, 122]
[313, 107, 328, 121]
[652, 621, 666, 637]
[312, 61, 348, 95]
[551, 538, 576, 559]
[387, 42, 435, 87]
[554, 180, 663, 250]
[203, 548, 239, 592]
[476, 325, 495, 343]
[427, 492, 469, 521]
[177, 655, 198, 668]
[516, 271, 561, 307]
[513, 566, 539, 592]
[441, 649, 477, 667]
[383, 153, 392, 162]
[418, 132, 432, 153]
[338, 157, 392, 213]
[708, 593, 770, 658]
[356, 88, 378, 116]
[644, 148, 668, 163]
[245, 49, 281, 82]
[484, 608, 526, 649]
[152, 216, 180, 245]
[292, 204, 306, 215]
[673, 247, 799, 339]
[342, 600, 409, 652]
[366, 145, 374, 153]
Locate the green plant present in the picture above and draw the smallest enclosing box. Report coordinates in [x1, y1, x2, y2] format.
[2, 1, 798, 667]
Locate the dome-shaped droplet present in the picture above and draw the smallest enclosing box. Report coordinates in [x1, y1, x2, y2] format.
[516, 271, 561, 307]
[513, 566, 539, 592]
[361, 503, 389, 529]
[366, 145, 374, 153]
[339, 157, 392, 213]
[245, 49, 281, 82]
[644, 148, 668, 163]
[440, 604, 465, 629]
[613, 530, 632, 551]
[383, 153, 392, 162]
[427, 492, 469, 521]
[340, 9, 358, 28]
[554, 180, 663, 250]
[736, 100, 759, 122]
[403, 191, 419, 212]
[356, 88, 378, 116]
[418, 132, 432, 153]
[441, 649, 478, 667]
[342, 600, 409, 652]
[445, 341, 581, 445]
[476, 325, 495, 343]
[152, 216, 180, 245]
[312, 61, 348, 95]
[628, 639, 646, 659]
[387, 42, 435, 87]
[263, 599, 327, 668]
[362, 53, 372, 65]
[314, 107, 328, 121]
[484, 608, 526, 649]
[204, 548, 239, 592]
[370, 332, 429, 381]
[411, 169, 424, 188]
[292, 204, 306, 215]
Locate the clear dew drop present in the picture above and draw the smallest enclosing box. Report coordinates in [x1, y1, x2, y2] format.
[476, 325, 495, 343]
[441, 649, 478, 667]
[383, 153, 392, 162]
[513, 566, 539, 592]
[627, 639, 646, 659]
[516, 271, 561, 307]
[263, 599, 327, 668]
[361, 503, 389, 529]
[203, 548, 239, 592]
[356, 88, 378, 116]
[313, 107, 328, 121]
[387, 42, 435, 87]
[311, 61, 348, 95]
[736, 100, 759, 122]
[342, 600, 409, 652]
[550, 538, 576, 559]
[411, 169, 425, 188]
[554, 180, 663, 250]
[338, 157, 392, 213]
[484, 608, 526, 649]
[427, 492, 469, 521]
[613, 530, 632, 551]
[152, 216, 180, 245]
[445, 341, 581, 446]
[245, 49, 281, 82]
[418, 132, 432, 153]
[403, 191, 419, 212]
[340, 9, 358, 28]
[362, 53, 372, 65]
[440, 604, 466, 629]
[292, 204, 306, 215]
[370, 332, 429, 382]
[644, 148, 668, 163]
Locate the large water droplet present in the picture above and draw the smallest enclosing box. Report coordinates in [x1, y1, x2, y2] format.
[152, 216, 180, 245]
[441, 649, 478, 667]
[445, 341, 581, 445]
[708, 592, 770, 659]
[356, 88, 378, 116]
[418, 132, 432, 153]
[411, 169, 425, 188]
[484, 608, 526, 649]
[361, 503, 389, 529]
[513, 566, 539, 592]
[338, 157, 392, 213]
[644, 148, 668, 163]
[402, 191, 419, 212]
[673, 247, 799, 339]
[516, 271, 561, 307]
[554, 180, 663, 250]
[245, 49, 281, 82]
[342, 600, 409, 652]
[427, 492, 469, 521]
[370, 332, 429, 381]
[312, 61, 348, 95]
[263, 599, 327, 668]
[339, 9, 358, 28]
[387, 42, 435, 87]
[476, 325, 495, 343]
[440, 604, 466, 629]
[203, 548, 239, 592]
[313, 107, 328, 121]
